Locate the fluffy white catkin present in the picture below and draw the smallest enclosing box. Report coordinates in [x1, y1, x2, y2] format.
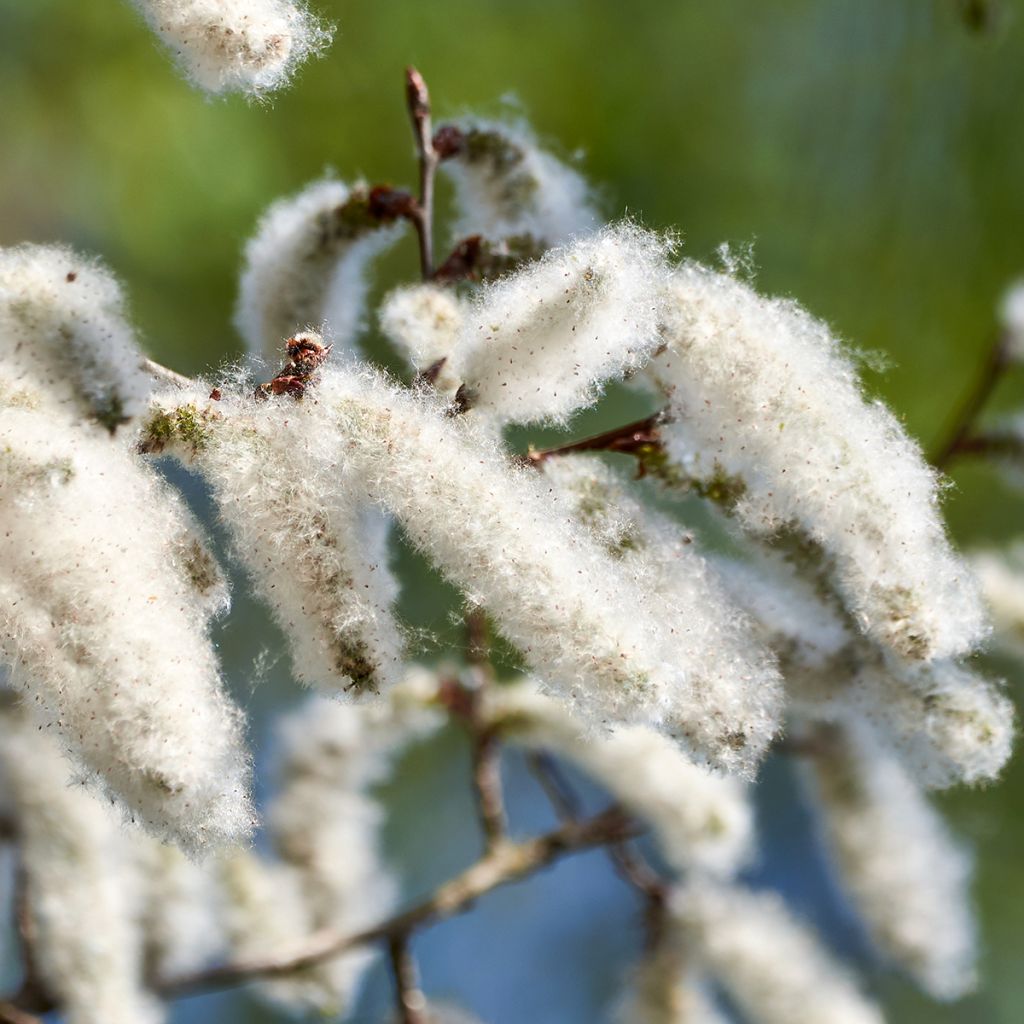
[268, 696, 398, 1013]
[440, 118, 597, 245]
[800, 717, 976, 1000]
[649, 262, 987, 663]
[142, 382, 405, 694]
[481, 682, 754, 875]
[1000, 280, 1024, 361]
[306, 365, 759, 769]
[677, 883, 884, 1024]
[539, 454, 782, 768]
[0, 405, 252, 848]
[0, 705, 162, 1024]
[452, 224, 673, 426]
[379, 283, 467, 395]
[0, 244, 153, 429]
[236, 179, 401, 365]
[130, 0, 330, 95]
[972, 544, 1024, 656]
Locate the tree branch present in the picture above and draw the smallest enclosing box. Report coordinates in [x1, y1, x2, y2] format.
[161, 806, 639, 1000]
[388, 934, 428, 1024]
[405, 67, 439, 280]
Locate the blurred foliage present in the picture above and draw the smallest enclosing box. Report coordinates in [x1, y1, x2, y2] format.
[2, 0, 1024, 1021]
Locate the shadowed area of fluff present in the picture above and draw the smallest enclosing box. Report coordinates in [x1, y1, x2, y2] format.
[130, 0, 332, 95]
[648, 262, 988, 664]
[0, 406, 253, 849]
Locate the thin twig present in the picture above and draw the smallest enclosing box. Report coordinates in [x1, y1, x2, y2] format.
[160, 806, 639, 1000]
[388, 934, 428, 1024]
[0, 1002, 42, 1024]
[527, 411, 666, 465]
[932, 330, 1011, 469]
[405, 67, 439, 280]
[471, 727, 507, 852]
[142, 358, 195, 389]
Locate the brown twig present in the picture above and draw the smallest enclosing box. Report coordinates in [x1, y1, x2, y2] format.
[932, 330, 1011, 469]
[388, 934, 428, 1024]
[471, 727, 507, 852]
[527, 411, 667, 465]
[405, 67, 439, 280]
[161, 806, 639, 1000]
[0, 1002, 42, 1024]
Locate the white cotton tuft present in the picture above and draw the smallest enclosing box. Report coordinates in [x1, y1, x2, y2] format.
[0, 706, 163, 1024]
[839, 658, 1014, 790]
[236, 178, 402, 364]
[801, 717, 977, 1000]
[0, 244, 152, 430]
[130, 0, 331, 95]
[0, 406, 252, 848]
[302, 365, 753, 766]
[649, 263, 988, 663]
[267, 696, 398, 1013]
[379, 283, 467, 394]
[677, 882, 884, 1024]
[452, 224, 673, 426]
[133, 834, 227, 978]
[482, 682, 754, 876]
[971, 544, 1024, 657]
[999, 280, 1024, 361]
[440, 118, 597, 245]
[141, 383, 405, 695]
[540, 454, 782, 771]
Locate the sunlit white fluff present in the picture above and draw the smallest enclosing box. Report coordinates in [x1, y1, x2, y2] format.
[379, 283, 466, 394]
[130, 0, 331, 95]
[482, 681, 754, 875]
[142, 383, 405, 695]
[0, 705, 161, 1024]
[540, 454, 782, 769]
[297, 365, 754, 766]
[0, 244, 152, 429]
[971, 544, 1024, 656]
[440, 118, 597, 245]
[452, 224, 672, 426]
[677, 882, 884, 1024]
[236, 179, 401, 365]
[268, 696, 398, 1013]
[648, 262, 987, 663]
[999, 280, 1024, 361]
[0, 406, 252, 848]
[801, 717, 976, 1000]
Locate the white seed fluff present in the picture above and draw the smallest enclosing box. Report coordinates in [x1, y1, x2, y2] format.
[452, 224, 672, 426]
[801, 717, 977, 1000]
[482, 681, 754, 876]
[972, 544, 1024, 657]
[999, 279, 1024, 361]
[540, 454, 782, 769]
[143, 384, 405, 695]
[441, 118, 597, 245]
[0, 406, 252, 848]
[649, 262, 988, 663]
[130, 0, 331, 95]
[379, 283, 467, 395]
[236, 179, 402, 365]
[677, 882, 884, 1024]
[305, 365, 744, 762]
[0, 244, 153, 429]
[0, 706, 162, 1024]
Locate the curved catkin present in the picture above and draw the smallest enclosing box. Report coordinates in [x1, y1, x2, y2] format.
[539, 455, 782, 768]
[800, 718, 977, 1000]
[0, 706, 162, 1024]
[452, 224, 673, 426]
[0, 407, 252, 849]
[439, 118, 597, 245]
[141, 385, 405, 695]
[268, 697, 397, 1013]
[482, 682, 754, 875]
[129, 0, 331, 95]
[677, 883, 884, 1024]
[0, 244, 153, 430]
[304, 366, 737, 761]
[236, 179, 402, 365]
[649, 263, 988, 663]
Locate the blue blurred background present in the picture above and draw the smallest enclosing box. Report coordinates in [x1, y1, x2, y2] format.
[2, 1, 1024, 1021]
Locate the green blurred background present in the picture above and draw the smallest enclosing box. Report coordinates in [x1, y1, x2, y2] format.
[2, 1, 1024, 1021]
